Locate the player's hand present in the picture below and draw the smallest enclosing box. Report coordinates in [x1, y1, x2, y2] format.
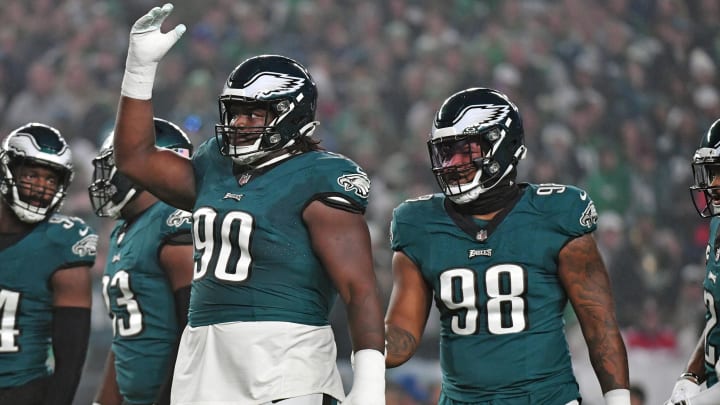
[343, 349, 385, 405]
[664, 378, 701, 405]
[121, 3, 186, 99]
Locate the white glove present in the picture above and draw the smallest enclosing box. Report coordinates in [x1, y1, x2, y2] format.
[121, 3, 186, 99]
[603, 388, 630, 405]
[343, 349, 385, 405]
[665, 379, 701, 405]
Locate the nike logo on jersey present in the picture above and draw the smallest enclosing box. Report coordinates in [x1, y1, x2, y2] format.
[468, 248, 492, 258]
[223, 192, 244, 201]
[579, 191, 587, 201]
[79, 227, 89, 236]
[710, 272, 717, 284]
[112, 254, 121, 263]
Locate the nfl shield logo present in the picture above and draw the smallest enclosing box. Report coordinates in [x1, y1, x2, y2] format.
[476, 229, 488, 242]
[238, 173, 252, 186]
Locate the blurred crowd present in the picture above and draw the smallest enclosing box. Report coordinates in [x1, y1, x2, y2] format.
[1, 0, 718, 403]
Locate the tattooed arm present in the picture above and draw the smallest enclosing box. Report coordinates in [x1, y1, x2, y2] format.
[558, 233, 629, 394]
[384, 251, 433, 368]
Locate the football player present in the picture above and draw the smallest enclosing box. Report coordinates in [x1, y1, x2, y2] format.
[110, 4, 385, 405]
[665, 118, 720, 405]
[384, 88, 631, 404]
[0, 123, 96, 405]
[89, 118, 194, 405]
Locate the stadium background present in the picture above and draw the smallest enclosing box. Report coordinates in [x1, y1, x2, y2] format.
[0, 0, 717, 403]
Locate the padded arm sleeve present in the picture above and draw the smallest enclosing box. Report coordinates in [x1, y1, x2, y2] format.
[43, 307, 91, 405]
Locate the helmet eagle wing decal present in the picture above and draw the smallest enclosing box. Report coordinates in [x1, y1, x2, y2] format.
[225, 72, 306, 99]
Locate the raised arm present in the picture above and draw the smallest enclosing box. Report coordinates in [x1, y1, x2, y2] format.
[114, 4, 196, 211]
[384, 250, 433, 368]
[558, 233, 630, 404]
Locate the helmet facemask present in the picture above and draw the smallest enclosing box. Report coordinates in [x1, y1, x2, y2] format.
[0, 124, 73, 223]
[690, 148, 720, 217]
[429, 125, 526, 204]
[215, 55, 319, 166]
[0, 154, 71, 223]
[88, 119, 191, 219]
[215, 98, 294, 165]
[429, 88, 527, 205]
[88, 147, 139, 219]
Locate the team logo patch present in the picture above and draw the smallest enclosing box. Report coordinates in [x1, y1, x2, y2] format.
[579, 201, 598, 228]
[72, 234, 98, 257]
[337, 171, 370, 198]
[237, 72, 305, 98]
[167, 209, 192, 227]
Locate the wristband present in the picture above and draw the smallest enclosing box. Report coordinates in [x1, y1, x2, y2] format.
[353, 349, 385, 378]
[681, 371, 704, 385]
[604, 388, 630, 405]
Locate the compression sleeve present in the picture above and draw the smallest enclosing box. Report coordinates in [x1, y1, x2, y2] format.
[43, 307, 91, 405]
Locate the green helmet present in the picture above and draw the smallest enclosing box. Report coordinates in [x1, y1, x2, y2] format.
[0, 123, 73, 223]
[690, 118, 720, 217]
[88, 118, 193, 218]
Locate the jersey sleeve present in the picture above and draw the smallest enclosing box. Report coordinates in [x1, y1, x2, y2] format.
[390, 199, 429, 266]
[46, 215, 98, 268]
[309, 153, 370, 214]
[158, 205, 193, 245]
[540, 184, 598, 237]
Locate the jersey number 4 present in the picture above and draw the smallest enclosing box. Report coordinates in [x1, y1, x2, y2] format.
[440, 264, 528, 335]
[0, 289, 20, 352]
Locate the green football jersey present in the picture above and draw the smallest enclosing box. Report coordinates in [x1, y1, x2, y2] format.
[102, 202, 192, 404]
[702, 216, 720, 388]
[0, 214, 97, 388]
[189, 139, 370, 327]
[391, 183, 598, 403]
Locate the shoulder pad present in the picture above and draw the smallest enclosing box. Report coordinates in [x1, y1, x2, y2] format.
[528, 183, 597, 233]
[46, 215, 98, 258]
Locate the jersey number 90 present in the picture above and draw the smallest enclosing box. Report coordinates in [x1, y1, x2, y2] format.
[193, 207, 254, 282]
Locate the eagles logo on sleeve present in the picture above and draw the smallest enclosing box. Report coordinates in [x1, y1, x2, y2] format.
[72, 234, 98, 257]
[166, 209, 192, 227]
[337, 171, 370, 198]
[579, 201, 598, 228]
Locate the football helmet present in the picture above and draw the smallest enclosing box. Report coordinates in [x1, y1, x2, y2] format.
[690, 118, 720, 217]
[215, 54, 318, 165]
[428, 87, 527, 204]
[0, 123, 73, 223]
[88, 118, 193, 218]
